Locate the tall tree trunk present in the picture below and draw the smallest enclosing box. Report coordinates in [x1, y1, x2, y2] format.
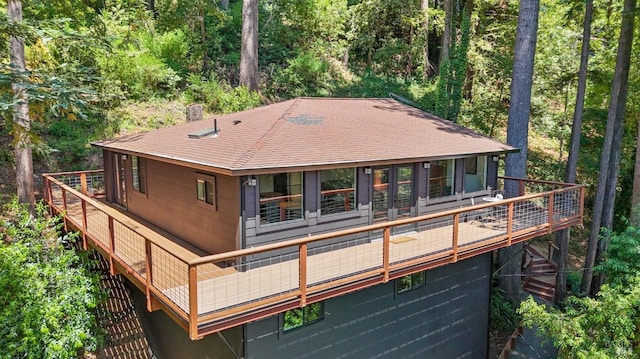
[498, 0, 540, 303]
[581, 0, 636, 295]
[422, 0, 431, 79]
[240, 0, 259, 91]
[631, 121, 640, 226]
[440, 0, 452, 67]
[200, 7, 209, 74]
[553, 0, 593, 304]
[8, 0, 34, 213]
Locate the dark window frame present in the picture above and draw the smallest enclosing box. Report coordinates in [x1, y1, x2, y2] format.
[196, 173, 217, 210]
[319, 168, 357, 216]
[396, 271, 426, 294]
[282, 302, 324, 333]
[131, 155, 147, 195]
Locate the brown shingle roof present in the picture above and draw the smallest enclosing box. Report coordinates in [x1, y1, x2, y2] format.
[93, 98, 517, 175]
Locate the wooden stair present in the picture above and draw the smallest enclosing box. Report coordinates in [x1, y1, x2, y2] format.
[522, 246, 557, 301]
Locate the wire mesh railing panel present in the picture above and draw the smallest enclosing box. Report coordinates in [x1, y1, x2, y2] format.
[196, 250, 300, 316]
[49, 182, 64, 208]
[84, 202, 109, 248]
[306, 235, 380, 287]
[113, 221, 146, 277]
[61, 191, 83, 228]
[389, 217, 454, 265]
[553, 188, 581, 220]
[152, 244, 189, 313]
[86, 173, 106, 196]
[512, 196, 549, 232]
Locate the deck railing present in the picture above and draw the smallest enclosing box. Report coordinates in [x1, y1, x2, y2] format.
[43, 170, 584, 340]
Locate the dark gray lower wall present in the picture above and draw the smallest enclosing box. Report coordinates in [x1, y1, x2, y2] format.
[245, 253, 491, 359]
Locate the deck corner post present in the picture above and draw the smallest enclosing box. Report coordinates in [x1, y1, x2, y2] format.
[188, 264, 199, 340]
[452, 214, 459, 262]
[518, 180, 525, 196]
[383, 226, 390, 283]
[506, 202, 514, 246]
[61, 187, 68, 231]
[299, 243, 307, 307]
[80, 173, 88, 195]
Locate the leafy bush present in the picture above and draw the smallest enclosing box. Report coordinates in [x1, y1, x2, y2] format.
[269, 52, 336, 98]
[141, 29, 190, 77]
[489, 286, 522, 331]
[0, 200, 104, 358]
[184, 74, 261, 114]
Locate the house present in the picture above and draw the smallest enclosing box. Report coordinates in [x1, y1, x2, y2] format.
[43, 98, 584, 358]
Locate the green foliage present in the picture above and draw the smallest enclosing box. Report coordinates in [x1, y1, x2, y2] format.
[594, 222, 640, 288]
[490, 286, 522, 331]
[140, 29, 190, 77]
[0, 199, 104, 358]
[269, 52, 337, 98]
[519, 282, 640, 358]
[184, 74, 262, 114]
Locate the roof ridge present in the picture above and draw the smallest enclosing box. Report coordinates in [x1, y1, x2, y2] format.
[230, 98, 301, 168]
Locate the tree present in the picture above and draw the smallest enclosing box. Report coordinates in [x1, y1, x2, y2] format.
[497, 0, 540, 302]
[581, 0, 637, 295]
[240, 0, 259, 91]
[8, 0, 34, 212]
[553, 0, 593, 304]
[632, 122, 640, 226]
[422, 0, 431, 78]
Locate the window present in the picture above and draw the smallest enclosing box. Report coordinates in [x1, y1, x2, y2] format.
[259, 172, 303, 224]
[131, 156, 146, 194]
[283, 302, 324, 332]
[396, 272, 425, 294]
[196, 174, 216, 208]
[429, 159, 455, 198]
[320, 168, 356, 215]
[464, 156, 488, 193]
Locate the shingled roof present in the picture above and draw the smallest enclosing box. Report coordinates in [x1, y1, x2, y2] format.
[93, 98, 517, 175]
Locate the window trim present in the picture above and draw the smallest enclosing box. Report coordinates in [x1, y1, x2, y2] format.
[318, 168, 358, 220]
[131, 155, 147, 197]
[257, 171, 305, 227]
[428, 159, 456, 200]
[282, 301, 324, 333]
[195, 173, 217, 210]
[396, 271, 426, 294]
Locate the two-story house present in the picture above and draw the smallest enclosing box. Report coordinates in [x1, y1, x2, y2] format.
[44, 98, 583, 358]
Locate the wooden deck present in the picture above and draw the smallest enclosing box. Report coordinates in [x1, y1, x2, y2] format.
[43, 171, 584, 340]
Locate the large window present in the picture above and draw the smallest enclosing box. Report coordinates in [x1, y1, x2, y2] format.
[283, 302, 324, 332]
[259, 172, 303, 224]
[429, 159, 455, 198]
[131, 156, 146, 194]
[396, 272, 426, 294]
[196, 174, 216, 208]
[320, 168, 356, 215]
[464, 156, 488, 193]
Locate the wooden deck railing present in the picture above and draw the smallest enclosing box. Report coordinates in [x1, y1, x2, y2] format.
[43, 170, 584, 340]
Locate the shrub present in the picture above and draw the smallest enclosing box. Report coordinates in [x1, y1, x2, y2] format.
[184, 74, 261, 114]
[0, 200, 104, 359]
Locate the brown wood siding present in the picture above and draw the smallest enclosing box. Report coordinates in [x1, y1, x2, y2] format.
[125, 159, 240, 254]
[103, 150, 115, 203]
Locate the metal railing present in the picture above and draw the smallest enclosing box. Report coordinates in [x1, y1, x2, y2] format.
[43, 171, 584, 340]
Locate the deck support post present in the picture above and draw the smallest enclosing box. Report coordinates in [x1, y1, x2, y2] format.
[579, 187, 585, 219]
[383, 226, 390, 283]
[46, 177, 54, 215]
[188, 264, 200, 340]
[299, 243, 307, 307]
[108, 216, 115, 276]
[518, 180, 525, 196]
[80, 173, 88, 195]
[452, 214, 459, 262]
[145, 238, 154, 312]
[506, 202, 514, 246]
[81, 199, 88, 250]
